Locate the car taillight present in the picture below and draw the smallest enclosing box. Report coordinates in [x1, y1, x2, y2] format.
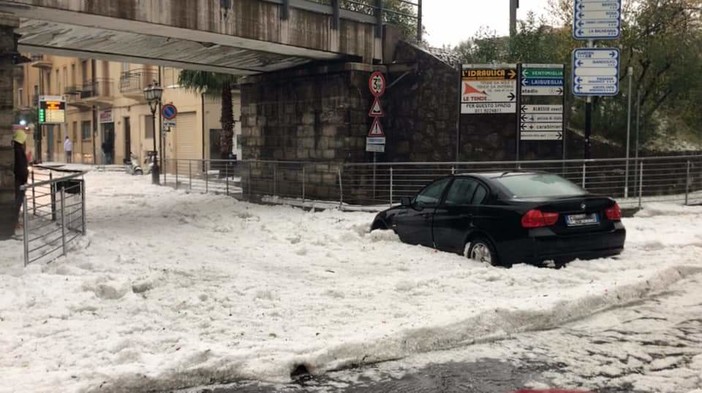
[605, 203, 622, 221]
[521, 209, 559, 228]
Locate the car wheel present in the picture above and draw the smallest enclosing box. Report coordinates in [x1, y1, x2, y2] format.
[466, 237, 503, 267]
[135, 169, 143, 176]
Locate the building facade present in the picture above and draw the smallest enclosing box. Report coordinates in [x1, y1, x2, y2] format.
[13, 55, 241, 167]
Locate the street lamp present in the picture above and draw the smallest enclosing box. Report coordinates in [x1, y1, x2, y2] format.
[144, 82, 163, 185]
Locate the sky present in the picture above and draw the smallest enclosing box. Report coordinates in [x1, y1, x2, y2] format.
[423, 0, 554, 47]
[1, 168, 702, 392]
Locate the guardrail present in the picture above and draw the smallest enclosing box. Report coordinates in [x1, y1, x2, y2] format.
[160, 155, 702, 210]
[20, 167, 87, 266]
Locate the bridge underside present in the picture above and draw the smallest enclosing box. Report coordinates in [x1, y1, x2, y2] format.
[0, 0, 380, 75]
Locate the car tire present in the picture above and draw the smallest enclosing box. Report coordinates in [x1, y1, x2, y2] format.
[135, 169, 143, 176]
[466, 237, 505, 267]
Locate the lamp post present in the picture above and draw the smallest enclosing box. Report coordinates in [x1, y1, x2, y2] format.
[144, 82, 163, 185]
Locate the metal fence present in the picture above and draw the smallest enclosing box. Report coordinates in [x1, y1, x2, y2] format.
[159, 155, 702, 209]
[20, 167, 87, 266]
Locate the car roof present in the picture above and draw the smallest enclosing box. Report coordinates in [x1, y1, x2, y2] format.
[454, 171, 544, 180]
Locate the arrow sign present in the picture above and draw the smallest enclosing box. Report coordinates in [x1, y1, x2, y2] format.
[520, 123, 563, 131]
[576, 2, 619, 12]
[573, 48, 620, 97]
[521, 114, 564, 123]
[522, 68, 564, 78]
[521, 104, 563, 113]
[521, 86, 564, 96]
[508, 92, 516, 101]
[521, 78, 564, 87]
[576, 76, 618, 84]
[521, 131, 563, 141]
[573, 0, 621, 40]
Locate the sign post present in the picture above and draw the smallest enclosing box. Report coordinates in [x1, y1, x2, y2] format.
[38, 95, 67, 125]
[519, 64, 566, 160]
[460, 65, 518, 114]
[572, 0, 622, 160]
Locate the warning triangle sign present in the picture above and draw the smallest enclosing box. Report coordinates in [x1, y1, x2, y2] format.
[368, 118, 385, 137]
[368, 98, 384, 117]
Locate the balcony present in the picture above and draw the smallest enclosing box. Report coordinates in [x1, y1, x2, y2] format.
[119, 68, 159, 100]
[67, 78, 114, 109]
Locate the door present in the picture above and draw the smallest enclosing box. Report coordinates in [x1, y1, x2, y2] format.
[433, 177, 481, 253]
[393, 177, 451, 247]
[123, 117, 131, 163]
[433, 177, 488, 252]
[102, 123, 115, 164]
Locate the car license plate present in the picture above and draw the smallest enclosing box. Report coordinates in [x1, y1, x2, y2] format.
[566, 213, 599, 226]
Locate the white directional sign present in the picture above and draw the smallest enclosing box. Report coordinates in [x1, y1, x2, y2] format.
[521, 131, 563, 141]
[461, 64, 518, 114]
[521, 114, 563, 123]
[521, 123, 563, 131]
[521, 105, 563, 113]
[521, 86, 564, 96]
[572, 48, 620, 96]
[573, 0, 622, 40]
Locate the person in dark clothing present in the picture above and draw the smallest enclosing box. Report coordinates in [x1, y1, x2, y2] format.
[13, 129, 29, 229]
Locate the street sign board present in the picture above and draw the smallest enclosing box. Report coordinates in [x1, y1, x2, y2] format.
[521, 131, 563, 140]
[366, 136, 385, 152]
[572, 48, 620, 96]
[368, 98, 384, 117]
[161, 103, 177, 120]
[369, 71, 386, 97]
[521, 123, 563, 131]
[573, 0, 622, 40]
[521, 64, 564, 96]
[521, 105, 563, 113]
[163, 119, 176, 128]
[461, 64, 518, 114]
[38, 95, 66, 124]
[521, 113, 563, 123]
[367, 118, 385, 137]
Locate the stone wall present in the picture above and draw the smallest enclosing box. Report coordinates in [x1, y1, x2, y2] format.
[240, 63, 374, 200]
[383, 42, 460, 162]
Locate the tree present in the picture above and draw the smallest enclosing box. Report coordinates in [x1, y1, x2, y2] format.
[177, 71, 237, 159]
[340, 0, 421, 41]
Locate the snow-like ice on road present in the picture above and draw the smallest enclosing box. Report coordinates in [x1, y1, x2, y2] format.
[1, 171, 702, 393]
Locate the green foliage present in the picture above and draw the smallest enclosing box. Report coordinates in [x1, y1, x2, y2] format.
[178, 70, 237, 157]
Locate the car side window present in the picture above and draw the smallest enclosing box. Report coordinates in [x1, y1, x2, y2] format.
[414, 178, 451, 207]
[444, 178, 478, 206]
[472, 184, 489, 205]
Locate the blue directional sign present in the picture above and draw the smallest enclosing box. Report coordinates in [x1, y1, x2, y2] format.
[573, 0, 622, 40]
[521, 64, 565, 97]
[572, 48, 620, 96]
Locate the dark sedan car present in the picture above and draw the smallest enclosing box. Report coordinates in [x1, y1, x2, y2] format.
[370, 171, 626, 267]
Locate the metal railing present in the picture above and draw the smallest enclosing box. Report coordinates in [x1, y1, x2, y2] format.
[119, 68, 159, 96]
[159, 155, 702, 210]
[20, 167, 87, 266]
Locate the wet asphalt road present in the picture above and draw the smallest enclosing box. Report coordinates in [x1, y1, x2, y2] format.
[182, 274, 702, 393]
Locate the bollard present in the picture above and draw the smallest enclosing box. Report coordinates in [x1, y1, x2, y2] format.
[80, 180, 86, 235]
[189, 161, 192, 190]
[338, 168, 343, 208]
[685, 160, 691, 205]
[302, 166, 306, 203]
[581, 162, 587, 189]
[638, 162, 643, 210]
[23, 190, 29, 267]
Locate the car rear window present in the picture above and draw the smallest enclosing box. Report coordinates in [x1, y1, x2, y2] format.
[494, 173, 587, 198]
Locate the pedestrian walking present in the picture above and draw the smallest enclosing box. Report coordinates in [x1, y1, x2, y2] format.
[13, 129, 29, 230]
[64, 136, 73, 163]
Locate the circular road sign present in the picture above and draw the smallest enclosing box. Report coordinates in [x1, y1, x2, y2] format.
[161, 103, 177, 120]
[369, 71, 386, 97]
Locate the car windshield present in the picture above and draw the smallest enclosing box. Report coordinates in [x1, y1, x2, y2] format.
[494, 173, 587, 198]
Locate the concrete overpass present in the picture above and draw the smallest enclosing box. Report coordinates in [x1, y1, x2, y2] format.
[0, 0, 383, 75]
[1, 0, 392, 238]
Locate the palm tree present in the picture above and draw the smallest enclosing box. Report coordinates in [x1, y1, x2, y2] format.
[177, 70, 237, 160]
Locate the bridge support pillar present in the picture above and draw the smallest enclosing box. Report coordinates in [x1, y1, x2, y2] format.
[0, 13, 19, 240]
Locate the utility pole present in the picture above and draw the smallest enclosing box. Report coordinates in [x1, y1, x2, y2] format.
[509, 0, 519, 38]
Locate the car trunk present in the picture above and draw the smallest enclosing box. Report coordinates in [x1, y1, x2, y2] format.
[537, 195, 617, 235]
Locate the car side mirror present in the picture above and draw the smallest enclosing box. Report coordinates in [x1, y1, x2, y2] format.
[400, 197, 412, 207]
